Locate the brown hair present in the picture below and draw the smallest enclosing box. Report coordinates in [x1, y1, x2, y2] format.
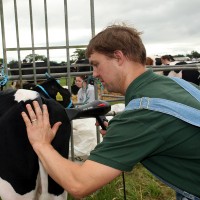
[161, 55, 175, 61]
[86, 24, 146, 65]
[146, 57, 154, 65]
[76, 75, 88, 81]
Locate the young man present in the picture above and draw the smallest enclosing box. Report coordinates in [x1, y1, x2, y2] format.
[21, 24, 200, 200]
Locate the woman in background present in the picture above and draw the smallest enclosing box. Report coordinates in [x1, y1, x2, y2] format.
[75, 75, 95, 104]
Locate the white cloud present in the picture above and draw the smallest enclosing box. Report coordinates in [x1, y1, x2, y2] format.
[1, 0, 200, 62]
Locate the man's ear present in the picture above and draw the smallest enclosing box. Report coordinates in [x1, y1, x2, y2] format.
[114, 50, 124, 65]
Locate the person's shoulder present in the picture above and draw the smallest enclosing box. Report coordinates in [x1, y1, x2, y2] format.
[77, 88, 82, 94]
[87, 84, 94, 90]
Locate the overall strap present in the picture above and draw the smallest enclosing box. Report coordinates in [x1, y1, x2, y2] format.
[125, 77, 200, 127]
[170, 77, 200, 101]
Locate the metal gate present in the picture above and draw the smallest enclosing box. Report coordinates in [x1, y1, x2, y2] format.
[0, 0, 95, 88]
[0, 0, 102, 161]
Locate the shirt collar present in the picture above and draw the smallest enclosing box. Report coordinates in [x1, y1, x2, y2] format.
[125, 69, 155, 105]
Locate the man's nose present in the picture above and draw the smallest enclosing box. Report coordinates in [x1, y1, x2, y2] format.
[93, 69, 99, 78]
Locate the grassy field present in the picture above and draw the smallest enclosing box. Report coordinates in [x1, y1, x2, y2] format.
[67, 163, 175, 200]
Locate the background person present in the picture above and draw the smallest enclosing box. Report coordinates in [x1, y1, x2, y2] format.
[161, 55, 177, 76]
[75, 75, 95, 104]
[145, 56, 154, 66]
[160, 55, 172, 65]
[21, 24, 200, 200]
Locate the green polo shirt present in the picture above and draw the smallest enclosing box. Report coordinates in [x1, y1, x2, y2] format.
[88, 69, 200, 197]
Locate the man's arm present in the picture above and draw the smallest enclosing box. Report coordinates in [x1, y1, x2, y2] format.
[21, 101, 121, 199]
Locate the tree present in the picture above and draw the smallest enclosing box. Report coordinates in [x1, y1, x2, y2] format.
[71, 49, 86, 61]
[186, 50, 200, 59]
[7, 60, 18, 75]
[24, 53, 47, 63]
[191, 51, 200, 58]
[173, 54, 185, 57]
[8, 59, 18, 65]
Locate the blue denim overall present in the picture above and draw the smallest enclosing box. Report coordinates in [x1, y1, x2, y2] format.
[125, 77, 200, 200]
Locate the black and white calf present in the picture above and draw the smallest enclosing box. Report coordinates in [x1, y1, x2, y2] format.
[26, 76, 74, 109]
[0, 89, 71, 200]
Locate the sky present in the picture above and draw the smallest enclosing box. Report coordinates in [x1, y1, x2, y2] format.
[1, 0, 200, 62]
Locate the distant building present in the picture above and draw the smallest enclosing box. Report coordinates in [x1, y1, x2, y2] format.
[173, 56, 190, 61]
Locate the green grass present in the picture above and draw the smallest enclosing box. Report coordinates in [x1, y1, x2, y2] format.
[67, 163, 175, 200]
[59, 77, 75, 86]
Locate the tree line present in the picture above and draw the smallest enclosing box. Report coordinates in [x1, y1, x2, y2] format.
[173, 50, 200, 59]
[0, 49, 200, 66]
[0, 49, 86, 66]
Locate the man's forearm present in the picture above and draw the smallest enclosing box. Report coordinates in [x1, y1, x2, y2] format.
[32, 143, 121, 199]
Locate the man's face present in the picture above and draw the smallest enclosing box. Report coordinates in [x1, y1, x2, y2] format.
[89, 52, 121, 93]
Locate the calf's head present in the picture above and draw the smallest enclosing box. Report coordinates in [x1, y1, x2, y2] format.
[27, 77, 74, 108]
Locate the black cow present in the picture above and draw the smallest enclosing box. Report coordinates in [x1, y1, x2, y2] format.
[160, 61, 200, 86]
[9, 59, 92, 96]
[155, 57, 162, 66]
[8, 61, 72, 76]
[0, 81, 72, 199]
[8, 61, 77, 92]
[23, 76, 74, 109]
[177, 62, 200, 85]
[176, 61, 200, 85]
[8, 58, 92, 75]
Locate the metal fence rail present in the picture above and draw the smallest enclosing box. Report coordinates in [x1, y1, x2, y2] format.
[1, 0, 200, 162]
[0, 0, 97, 161]
[1, 64, 200, 81]
[0, 0, 95, 87]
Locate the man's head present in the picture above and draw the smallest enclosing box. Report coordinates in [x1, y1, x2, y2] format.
[86, 24, 146, 94]
[86, 24, 146, 65]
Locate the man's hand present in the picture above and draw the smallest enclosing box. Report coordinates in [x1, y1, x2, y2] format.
[21, 101, 62, 149]
[95, 117, 108, 136]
